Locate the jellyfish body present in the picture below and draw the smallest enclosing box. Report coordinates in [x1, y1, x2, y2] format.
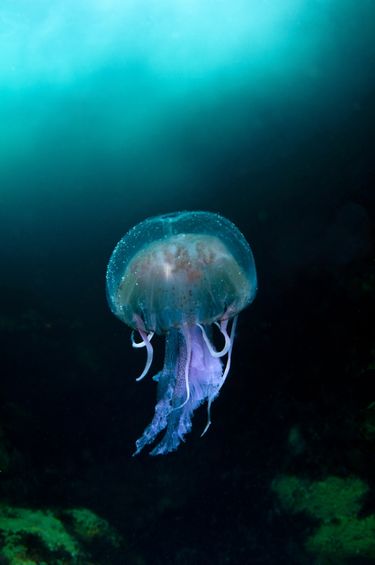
[106, 211, 257, 455]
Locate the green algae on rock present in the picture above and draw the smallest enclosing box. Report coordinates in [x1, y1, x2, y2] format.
[65, 507, 121, 546]
[0, 504, 121, 564]
[0, 506, 79, 564]
[306, 514, 375, 563]
[272, 475, 369, 521]
[272, 475, 375, 563]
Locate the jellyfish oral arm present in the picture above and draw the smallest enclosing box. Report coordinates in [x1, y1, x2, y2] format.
[133, 319, 237, 456]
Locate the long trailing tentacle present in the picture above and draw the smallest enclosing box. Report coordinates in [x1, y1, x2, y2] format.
[201, 315, 238, 435]
[219, 315, 238, 390]
[173, 325, 192, 411]
[134, 328, 154, 381]
[197, 319, 231, 358]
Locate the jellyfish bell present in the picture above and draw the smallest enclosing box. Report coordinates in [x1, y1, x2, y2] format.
[110, 231, 254, 333]
[106, 211, 257, 455]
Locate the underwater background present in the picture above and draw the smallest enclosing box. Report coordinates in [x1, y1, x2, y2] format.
[0, 1, 374, 563]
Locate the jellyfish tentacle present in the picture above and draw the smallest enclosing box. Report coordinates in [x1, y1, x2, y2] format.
[201, 398, 213, 437]
[198, 318, 236, 435]
[219, 315, 238, 390]
[216, 319, 231, 355]
[131, 330, 154, 348]
[135, 328, 154, 381]
[173, 325, 192, 411]
[197, 321, 230, 358]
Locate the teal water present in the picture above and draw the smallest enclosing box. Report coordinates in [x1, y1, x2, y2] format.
[0, 2, 374, 563]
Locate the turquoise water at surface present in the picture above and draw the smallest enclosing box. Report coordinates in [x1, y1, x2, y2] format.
[1, 1, 374, 307]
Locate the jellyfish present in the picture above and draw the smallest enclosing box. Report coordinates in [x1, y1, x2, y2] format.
[106, 211, 257, 455]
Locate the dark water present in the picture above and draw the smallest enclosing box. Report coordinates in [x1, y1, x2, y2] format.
[0, 2, 374, 563]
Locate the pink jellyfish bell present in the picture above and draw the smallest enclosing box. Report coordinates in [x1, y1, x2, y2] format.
[106, 211, 257, 455]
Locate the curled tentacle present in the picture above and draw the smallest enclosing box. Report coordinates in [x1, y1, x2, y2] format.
[197, 319, 231, 358]
[219, 315, 238, 390]
[131, 330, 154, 348]
[134, 328, 154, 381]
[216, 319, 231, 354]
